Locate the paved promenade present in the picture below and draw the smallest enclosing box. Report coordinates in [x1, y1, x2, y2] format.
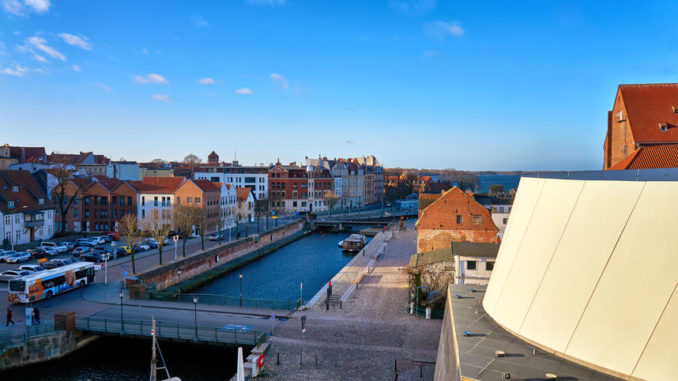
[259, 221, 442, 380]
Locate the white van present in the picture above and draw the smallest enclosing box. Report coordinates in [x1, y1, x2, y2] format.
[40, 242, 68, 253]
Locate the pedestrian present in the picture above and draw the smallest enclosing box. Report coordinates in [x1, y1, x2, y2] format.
[34, 307, 40, 325]
[31, 308, 35, 324]
[6, 307, 14, 327]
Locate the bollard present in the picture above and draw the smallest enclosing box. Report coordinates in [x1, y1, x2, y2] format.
[315, 354, 318, 367]
[277, 352, 280, 365]
[425, 307, 432, 320]
[420, 364, 423, 378]
[410, 302, 414, 314]
[339, 300, 342, 309]
[300, 351, 303, 365]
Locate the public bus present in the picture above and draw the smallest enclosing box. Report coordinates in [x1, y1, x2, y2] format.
[8, 262, 96, 303]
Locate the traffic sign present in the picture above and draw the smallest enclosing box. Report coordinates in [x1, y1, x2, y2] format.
[122, 271, 128, 277]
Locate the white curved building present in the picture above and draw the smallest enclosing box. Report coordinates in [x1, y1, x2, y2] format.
[483, 177, 678, 380]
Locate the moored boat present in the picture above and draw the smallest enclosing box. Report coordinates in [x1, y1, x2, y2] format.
[341, 234, 366, 252]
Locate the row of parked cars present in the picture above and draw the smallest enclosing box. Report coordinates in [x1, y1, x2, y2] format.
[0, 258, 81, 282]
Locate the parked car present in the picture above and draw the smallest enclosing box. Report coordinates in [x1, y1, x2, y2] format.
[115, 248, 129, 257]
[93, 247, 115, 259]
[5, 252, 32, 263]
[135, 243, 151, 252]
[40, 241, 68, 253]
[208, 233, 224, 241]
[76, 238, 97, 247]
[106, 231, 120, 241]
[0, 270, 31, 282]
[100, 235, 112, 243]
[80, 252, 108, 262]
[59, 241, 75, 250]
[73, 246, 93, 256]
[19, 264, 46, 273]
[0, 250, 17, 262]
[42, 247, 59, 257]
[91, 236, 106, 245]
[29, 247, 50, 259]
[143, 239, 159, 249]
[44, 258, 78, 269]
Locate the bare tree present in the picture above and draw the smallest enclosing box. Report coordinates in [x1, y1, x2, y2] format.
[51, 161, 86, 233]
[183, 154, 202, 177]
[195, 207, 210, 251]
[173, 204, 196, 257]
[325, 190, 339, 217]
[144, 209, 171, 265]
[450, 172, 479, 193]
[118, 214, 142, 274]
[150, 158, 166, 165]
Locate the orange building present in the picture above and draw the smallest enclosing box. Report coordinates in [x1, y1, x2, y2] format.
[175, 179, 220, 235]
[415, 187, 498, 253]
[604, 83, 678, 170]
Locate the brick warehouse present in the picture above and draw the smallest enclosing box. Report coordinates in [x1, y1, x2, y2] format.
[415, 187, 499, 253]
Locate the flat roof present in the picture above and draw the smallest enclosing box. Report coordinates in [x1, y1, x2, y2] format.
[448, 283, 620, 381]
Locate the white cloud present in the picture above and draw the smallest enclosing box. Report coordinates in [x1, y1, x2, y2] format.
[58, 33, 92, 50]
[247, 0, 286, 5]
[26, 36, 65, 60]
[95, 83, 111, 92]
[235, 88, 252, 95]
[389, 0, 435, 15]
[134, 73, 169, 84]
[270, 73, 289, 90]
[1, 0, 49, 15]
[424, 21, 464, 40]
[72, 64, 81, 72]
[1, 63, 27, 76]
[151, 94, 171, 102]
[191, 15, 209, 28]
[33, 53, 47, 62]
[23, 0, 48, 13]
[141, 47, 149, 55]
[198, 77, 215, 85]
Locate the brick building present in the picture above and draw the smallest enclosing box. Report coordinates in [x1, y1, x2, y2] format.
[604, 83, 678, 170]
[175, 179, 221, 235]
[268, 161, 309, 213]
[0, 170, 55, 246]
[415, 187, 498, 253]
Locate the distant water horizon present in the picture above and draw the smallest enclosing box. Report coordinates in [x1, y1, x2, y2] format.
[475, 174, 521, 193]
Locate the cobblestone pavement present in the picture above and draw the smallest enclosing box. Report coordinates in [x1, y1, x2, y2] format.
[259, 221, 442, 380]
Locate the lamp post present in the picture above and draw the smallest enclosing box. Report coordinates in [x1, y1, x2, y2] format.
[239, 273, 243, 307]
[173, 235, 178, 261]
[119, 290, 124, 332]
[177, 269, 182, 293]
[193, 295, 198, 339]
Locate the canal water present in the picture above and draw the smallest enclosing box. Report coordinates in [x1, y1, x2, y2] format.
[196, 232, 363, 303]
[1, 336, 238, 381]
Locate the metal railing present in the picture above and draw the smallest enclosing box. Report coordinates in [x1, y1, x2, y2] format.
[409, 305, 444, 320]
[75, 317, 266, 346]
[147, 291, 302, 311]
[0, 320, 58, 355]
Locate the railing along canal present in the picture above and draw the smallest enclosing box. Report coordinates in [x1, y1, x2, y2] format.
[75, 317, 266, 346]
[147, 291, 302, 311]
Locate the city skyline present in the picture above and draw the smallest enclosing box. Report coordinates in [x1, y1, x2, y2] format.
[2, 1, 678, 170]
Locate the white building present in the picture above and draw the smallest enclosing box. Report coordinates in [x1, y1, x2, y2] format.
[194, 161, 268, 201]
[0, 170, 56, 247]
[130, 176, 186, 229]
[451, 241, 499, 286]
[106, 161, 140, 181]
[236, 188, 255, 222]
[217, 182, 237, 228]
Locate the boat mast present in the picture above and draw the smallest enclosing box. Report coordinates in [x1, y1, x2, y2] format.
[150, 318, 157, 381]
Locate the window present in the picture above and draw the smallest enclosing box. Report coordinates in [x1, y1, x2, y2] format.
[456, 215, 463, 224]
[503, 217, 508, 225]
[467, 261, 476, 270]
[11, 185, 18, 192]
[195, 197, 200, 204]
[293, 201, 297, 207]
[38, 198, 44, 205]
[187, 197, 192, 204]
[74, 210, 79, 218]
[142, 209, 145, 219]
[85, 210, 90, 218]
[74, 197, 79, 206]
[162, 197, 166, 207]
[112, 196, 118, 206]
[486, 261, 494, 271]
[141, 196, 145, 206]
[4, 216, 9, 224]
[94, 197, 98, 206]
[128, 196, 132, 206]
[154, 197, 158, 206]
[177, 197, 181, 205]
[7, 201, 14, 208]
[100, 197, 107, 206]
[85, 197, 90, 205]
[472, 215, 481, 225]
[167, 198, 171, 206]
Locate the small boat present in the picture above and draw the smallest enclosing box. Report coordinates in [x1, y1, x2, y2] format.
[337, 240, 344, 248]
[341, 234, 366, 252]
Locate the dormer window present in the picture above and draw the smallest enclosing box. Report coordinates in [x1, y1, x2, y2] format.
[7, 201, 14, 208]
[659, 122, 669, 132]
[11, 186, 18, 192]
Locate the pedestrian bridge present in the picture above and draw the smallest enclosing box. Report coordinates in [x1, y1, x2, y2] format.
[75, 317, 266, 347]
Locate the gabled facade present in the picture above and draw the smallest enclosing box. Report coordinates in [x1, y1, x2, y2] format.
[415, 187, 498, 253]
[216, 182, 237, 229]
[175, 179, 220, 235]
[130, 176, 186, 229]
[236, 187, 255, 222]
[604, 83, 678, 170]
[0, 170, 55, 246]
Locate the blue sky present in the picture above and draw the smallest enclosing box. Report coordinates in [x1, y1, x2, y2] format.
[1, 1, 677, 171]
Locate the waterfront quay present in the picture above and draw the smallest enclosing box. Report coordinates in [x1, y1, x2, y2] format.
[259, 220, 442, 381]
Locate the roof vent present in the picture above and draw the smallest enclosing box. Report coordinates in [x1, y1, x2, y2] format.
[495, 350, 505, 357]
[659, 122, 669, 132]
[545, 373, 558, 380]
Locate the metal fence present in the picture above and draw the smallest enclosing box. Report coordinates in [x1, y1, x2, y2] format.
[409, 305, 444, 320]
[75, 317, 266, 346]
[147, 291, 302, 311]
[0, 320, 58, 355]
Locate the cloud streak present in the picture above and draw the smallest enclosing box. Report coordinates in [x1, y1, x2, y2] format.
[152, 94, 171, 102]
[1, 63, 27, 76]
[247, 0, 286, 5]
[198, 77, 215, 85]
[389, 0, 435, 15]
[235, 88, 252, 95]
[191, 15, 209, 28]
[270, 73, 289, 90]
[424, 21, 464, 40]
[134, 73, 169, 84]
[1, 0, 49, 15]
[26, 36, 65, 60]
[58, 33, 92, 50]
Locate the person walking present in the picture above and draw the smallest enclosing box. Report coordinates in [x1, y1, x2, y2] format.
[33, 307, 40, 325]
[6, 307, 14, 327]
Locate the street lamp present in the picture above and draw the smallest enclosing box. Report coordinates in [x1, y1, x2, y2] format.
[119, 290, 124, 332]
[239, 273, 243, 307]
[193, 295, 198, 339]
[177, 269, 182, 293]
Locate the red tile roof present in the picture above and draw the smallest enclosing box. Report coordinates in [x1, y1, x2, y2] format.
[620, 84, 678, 144]
[236, 187, 252, 202]
[193, 179, 220, 193]
[8, 146, 46, 164]
[608, 144, 678, 170]
[0, 170, 53, 213]
[132, 176, 185, 193]
[93, 175, 122, 191]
